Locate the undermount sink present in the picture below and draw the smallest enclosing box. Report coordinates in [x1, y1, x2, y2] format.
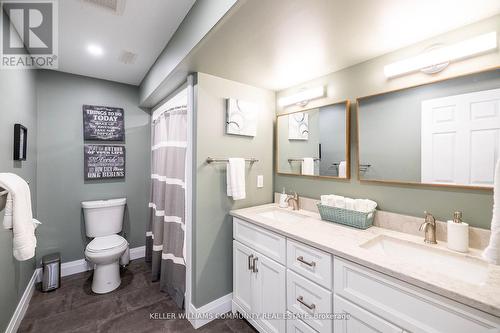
[360, 235, 489, 285]
[257, 208, 308, 223]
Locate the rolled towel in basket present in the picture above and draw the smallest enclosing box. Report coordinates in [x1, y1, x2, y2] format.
[354, 199, 377, 213]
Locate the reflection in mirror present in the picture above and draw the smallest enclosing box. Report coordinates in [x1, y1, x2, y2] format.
[277, 101, 349, 178]
[358, 68, 500, 188]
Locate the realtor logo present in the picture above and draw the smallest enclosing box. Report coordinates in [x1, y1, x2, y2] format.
[1, 0, 58, 69]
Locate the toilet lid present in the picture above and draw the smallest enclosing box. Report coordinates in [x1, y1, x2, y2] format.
[87, 235, 127, 252]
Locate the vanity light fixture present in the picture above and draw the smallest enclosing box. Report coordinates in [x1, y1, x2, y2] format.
[384, 31, 498, 78]
[278, 86, 325, 107]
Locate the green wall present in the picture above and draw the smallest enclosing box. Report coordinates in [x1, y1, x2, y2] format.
[36, 70, 150, 262]
[193, 72, 275, 307]
[0, 69, 37, 332]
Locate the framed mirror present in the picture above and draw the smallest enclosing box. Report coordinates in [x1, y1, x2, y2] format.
[276, 101, 350, 179]
[357, 68, 500, 189]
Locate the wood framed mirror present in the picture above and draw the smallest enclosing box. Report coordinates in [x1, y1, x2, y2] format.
[276, 100, 350, 179]
[356, 67, 500, 190]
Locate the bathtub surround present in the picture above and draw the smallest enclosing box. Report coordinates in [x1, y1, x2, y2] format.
[147, 105, 188, 309]
[275, 16, 500, 229]
[192, 73, 275, 308]
[36, 70, 151, 262]
[0, 68, 38, 333]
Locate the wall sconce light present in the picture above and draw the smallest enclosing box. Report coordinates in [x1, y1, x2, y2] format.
[278, 86, 325, 107]
[384, 31, 497, 78]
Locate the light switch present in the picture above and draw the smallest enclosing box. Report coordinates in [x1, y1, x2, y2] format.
[257, 175, 264, 188]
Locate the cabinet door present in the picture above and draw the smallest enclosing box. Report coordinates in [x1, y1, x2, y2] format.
[233, 240, 254, 313]
[334, 295, 403, 333]
[254, 253, 286, 333]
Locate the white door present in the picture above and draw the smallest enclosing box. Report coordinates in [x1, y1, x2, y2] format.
[421, 88, 500, 186]
[254, 254, 286, 333]
[333, 295, 403, 333]
[233, 240, 255, 313]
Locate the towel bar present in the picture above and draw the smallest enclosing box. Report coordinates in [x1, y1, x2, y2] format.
[288, 158, 320, 163]
[206, 157, 258, 164]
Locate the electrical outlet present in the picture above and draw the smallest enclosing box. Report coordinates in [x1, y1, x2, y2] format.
[257, 175, 264, 188]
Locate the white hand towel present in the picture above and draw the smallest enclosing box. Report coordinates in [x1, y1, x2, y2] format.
[483, 161, 500, 264]
[227, 158, 246, 200]
[0, 173, 36, 261]
[3, 193, 13, 229]
[354, 199, 378, 213]
[301, 158, 315, 176]
[320, 195, 330, 206]
[345, 198, 356, 211]
[334, 196, 346, 209]
[338, 161, 347, 178]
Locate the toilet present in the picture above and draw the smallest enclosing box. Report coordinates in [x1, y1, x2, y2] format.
[82, 198, 129, 294]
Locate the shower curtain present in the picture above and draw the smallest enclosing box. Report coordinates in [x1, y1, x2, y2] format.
[146, 104, 187, 309]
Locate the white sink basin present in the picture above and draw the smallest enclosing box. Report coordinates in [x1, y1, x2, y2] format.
[257, 208, 308, 223]
[360, 235, 489, 285]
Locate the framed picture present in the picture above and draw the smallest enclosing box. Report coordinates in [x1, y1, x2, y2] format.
[13, 124, 27, 161]
[288, 112, 309, 140]
[226, 98, 258, 137]
[84, 144, 125, 180]
[83, 105, 125, 141]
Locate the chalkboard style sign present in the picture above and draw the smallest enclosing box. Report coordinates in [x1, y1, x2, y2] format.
[13, 124, 27, 161]
[84, 145, 125, 180]
[83, 105, 125, 141]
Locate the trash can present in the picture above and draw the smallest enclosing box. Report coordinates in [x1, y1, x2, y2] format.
[41, 253, 61, 292]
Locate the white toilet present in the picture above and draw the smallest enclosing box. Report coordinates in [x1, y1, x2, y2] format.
[82, 198, 129, 294]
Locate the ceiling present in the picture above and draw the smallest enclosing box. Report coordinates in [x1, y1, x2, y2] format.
[180, 0, 500, 91]
[56, 0, 195, 85]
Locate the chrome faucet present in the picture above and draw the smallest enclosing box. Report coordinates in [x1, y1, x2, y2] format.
[286, 192, 299, 211]
[419, 211, 437, 244]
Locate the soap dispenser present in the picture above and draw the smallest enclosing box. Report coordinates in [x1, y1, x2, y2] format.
[447, 211, 469, 253]
[279, 188, 288, 208]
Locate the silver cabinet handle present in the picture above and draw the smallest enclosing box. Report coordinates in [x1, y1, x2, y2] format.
[248, 254, 254, 271]
[297, 256, 316, 267]
[252, 257, 258, 273]
[297, 296, 316, 310]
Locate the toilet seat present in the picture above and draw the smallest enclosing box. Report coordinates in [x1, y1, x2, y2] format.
[86, 235, 128, 253]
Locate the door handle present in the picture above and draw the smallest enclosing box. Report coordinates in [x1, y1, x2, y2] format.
[297, 296, 316, 310]
[297, 256, 316, 267]
[252, 257, 258, 273]
[248, 254, 254, 271]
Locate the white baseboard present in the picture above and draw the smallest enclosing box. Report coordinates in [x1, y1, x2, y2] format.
[129, 246, 145, 260]
[188, 293, 233, 329]
[5, 269, 39, 333]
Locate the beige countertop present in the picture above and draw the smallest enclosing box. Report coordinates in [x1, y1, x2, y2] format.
[230, 203, 500, 318]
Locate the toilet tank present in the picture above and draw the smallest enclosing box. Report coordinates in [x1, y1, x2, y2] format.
[82, 198, 126, 237]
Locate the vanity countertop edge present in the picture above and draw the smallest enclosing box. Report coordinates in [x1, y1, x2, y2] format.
[230, 203, 500, 318]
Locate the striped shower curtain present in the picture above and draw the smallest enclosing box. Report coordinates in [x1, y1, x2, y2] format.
[146, 105, 187, 309]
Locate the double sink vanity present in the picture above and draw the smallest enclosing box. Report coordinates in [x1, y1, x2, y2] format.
[230, 201, 500, 333]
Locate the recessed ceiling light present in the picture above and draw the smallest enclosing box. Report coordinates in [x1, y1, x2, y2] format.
[87, 44, 104, 57]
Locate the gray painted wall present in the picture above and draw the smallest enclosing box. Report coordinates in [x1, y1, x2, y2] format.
[275, 18, 500, 229]
[359, 69, 500, 182]
[36, 70, 150, 262]
[0, 69, 37, 332]
[193, 72, 275, 307]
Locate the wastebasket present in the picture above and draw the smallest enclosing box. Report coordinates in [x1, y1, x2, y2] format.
[41, 253, 61, 292]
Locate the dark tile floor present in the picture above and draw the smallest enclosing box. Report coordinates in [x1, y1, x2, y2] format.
[19, 260, 257, 333]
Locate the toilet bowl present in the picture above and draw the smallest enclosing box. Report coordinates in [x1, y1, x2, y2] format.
[85, 234, 128, 294]
[82, 198, 128, 294]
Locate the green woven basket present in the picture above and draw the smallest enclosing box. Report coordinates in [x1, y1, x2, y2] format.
[317, 203, 375, 229]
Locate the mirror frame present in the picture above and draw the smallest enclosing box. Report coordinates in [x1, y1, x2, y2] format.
[276, 100, 351, 180]
[355, 67, 500, 191]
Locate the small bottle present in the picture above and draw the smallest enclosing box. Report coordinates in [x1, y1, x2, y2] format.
[447, 211, 469, 253]
[279, 188, 288, 208]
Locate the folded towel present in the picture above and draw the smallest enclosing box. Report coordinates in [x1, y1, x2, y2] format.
[3, 193, 13, 229]
[338, 161, 347, 178]
[301, 158, 315, 176]
[0, 173, 36, 261]
[227, 158, 246, 200]
[354, 199, 378, 213]
[334, 196, 346, 209]
[483, 161, 500, 264]
[345, 198, 355, 211]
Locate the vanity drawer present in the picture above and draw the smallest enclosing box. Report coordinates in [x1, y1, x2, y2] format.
[287, 270, 332, 333]
[333, 258, 500, 333]
[233, 218, 286, 264]
[286, 312, 318, 333]
[287, 239, 332, 290]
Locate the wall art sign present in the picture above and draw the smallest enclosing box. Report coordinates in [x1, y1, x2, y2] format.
[83, 105, 125, 141]
[84, 145, 125, 180]
[225, 98, 258, 137]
